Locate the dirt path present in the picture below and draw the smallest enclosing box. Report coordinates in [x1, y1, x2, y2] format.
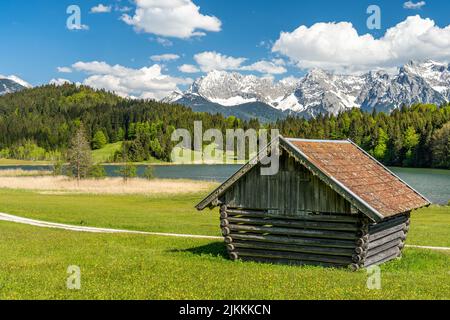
[0, 212, 222, 240]
[1, 212, 449, 251]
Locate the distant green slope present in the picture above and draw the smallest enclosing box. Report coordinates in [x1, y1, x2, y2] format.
[92, 142, 122, 163]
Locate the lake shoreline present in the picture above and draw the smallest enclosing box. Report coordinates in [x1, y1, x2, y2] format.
[0, 163, 447, 204]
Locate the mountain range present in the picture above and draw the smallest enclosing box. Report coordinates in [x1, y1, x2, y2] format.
[0, 75, 31, 95]
[164, 60, 450, 121]
[2, 60, 450, 123]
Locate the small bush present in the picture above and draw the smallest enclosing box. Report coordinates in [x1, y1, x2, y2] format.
[143, 165, 155, 180]
[52, 161, 65, 176]
[116, 163, 137, 183]
[89, 165, 106, 179]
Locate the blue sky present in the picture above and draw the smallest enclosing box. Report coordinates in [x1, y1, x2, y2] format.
[1, 0, 449, 99]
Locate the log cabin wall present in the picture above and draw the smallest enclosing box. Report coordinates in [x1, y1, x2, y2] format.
[220, 206, 370, 270]
[220, 206, 409, 270]
[195, 138, 428, 269]
[218, 152, 409, 269]
[222, 152, 353, 216]
[364, 213, 410, 267]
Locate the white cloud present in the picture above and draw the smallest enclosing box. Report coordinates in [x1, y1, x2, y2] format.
[193, 52, 287, 74]
[121, 0, 221, 39]
[241, 60, 287, 74]
[150, 54, 180, 62]
[194, 51, 247, 72]
[90, 4, 112, 13]
[279, 76, 301, 86]
[50, 78, 73, 86]
[403, 1, 426, 10]
[68, 24, 89, 31]
[72, 61, 192, 100]
[57, 67, 72, 73]
[115, 6, 132, 13]
[155, 37, 173, 47]
[178, 64, 200, 73]
[272, 15, 450, 73]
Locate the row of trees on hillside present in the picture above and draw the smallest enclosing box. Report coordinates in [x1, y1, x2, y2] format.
[0, 84, 449, 169]
[273, 104, 450, 169]
[65, 125, 154, 182]
[0, 84, 256, 163]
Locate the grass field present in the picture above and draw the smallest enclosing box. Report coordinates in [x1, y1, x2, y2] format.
[0, 184, 449, 300]
[92, 142, 165, 164]
[92, 142, 122, 163]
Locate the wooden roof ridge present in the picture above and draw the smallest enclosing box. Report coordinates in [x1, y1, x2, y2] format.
[196, 136, 431, 222]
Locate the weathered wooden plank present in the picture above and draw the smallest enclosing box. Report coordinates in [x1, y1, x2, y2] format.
[229, 240, 355, 257]
[369, 215, 409, 233]
[369, 223, 407, 242]
[227, 224, 358, 240]
[364, 247, 401, 267]
[225, 216, 359, 232]
[368, 231, 406, 250]
[226, 208, 360, 223]
[229, 233, 357, 249]
[366, 239, 402, 258]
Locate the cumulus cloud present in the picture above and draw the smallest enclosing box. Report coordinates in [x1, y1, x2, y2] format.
[154, 37, 173, 47]
[57, 67, 72, 73]
[193, 51, 287, 74]
[150, 54, 180, 62]
[241, 60, 287, 74]
[194, 51, 247, 72]
[272, 15, 450, 73]
[72, 61, 192, 100]
[403, 1, 426, 10]
[121, 0, 221, 39]
[90, 4, 112, 13]
[115, 6, 132, 13]
[178, 64, 200, 73]
[68, 24, 89, 31]
[50, 78, 73, 86]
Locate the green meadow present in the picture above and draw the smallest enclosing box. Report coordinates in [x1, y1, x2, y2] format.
[0, 187, 449, 300]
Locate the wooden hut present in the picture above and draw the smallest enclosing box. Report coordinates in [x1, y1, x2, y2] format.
[196, 137, 430, 270]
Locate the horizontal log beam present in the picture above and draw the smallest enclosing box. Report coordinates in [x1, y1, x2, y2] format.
[227, 224, 358, 240]
[368, 231, 406, 250]
[369, 215, 409, 233]
[367, 239, 402, 258]
[226, 208, 360, 223]
[229, 240, 356, 257]
[225, 216, 359, 232]
[228, 233, 357, 249]
[364, 247, 400, 267]
[369, 223, 407, 242]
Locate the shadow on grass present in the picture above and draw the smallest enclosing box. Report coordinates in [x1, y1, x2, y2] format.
[170, 242, 228, 259]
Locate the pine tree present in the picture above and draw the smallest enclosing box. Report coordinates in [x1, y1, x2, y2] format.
[92, 130, 107, 150]
[67, 125, 92, 182]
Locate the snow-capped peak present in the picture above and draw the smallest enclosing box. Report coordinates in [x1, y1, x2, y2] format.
[0, 75, 32, 88]
[0, 74, 32, 96]
[183, 70, 296, 107]
[163, 60, 450, 121]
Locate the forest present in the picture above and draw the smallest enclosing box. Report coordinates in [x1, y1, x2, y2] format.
[0, 84, 449, 169]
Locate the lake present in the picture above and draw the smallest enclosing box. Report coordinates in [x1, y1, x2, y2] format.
[0, 164, 448, 205]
